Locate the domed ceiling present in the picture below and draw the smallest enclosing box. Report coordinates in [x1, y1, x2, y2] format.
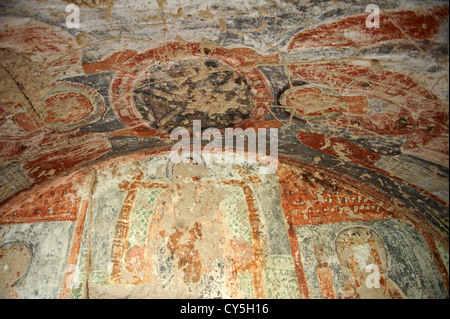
[0, 0, 448, 299]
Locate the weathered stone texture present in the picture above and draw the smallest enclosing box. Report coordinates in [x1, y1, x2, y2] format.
[0, 0, 448, 299]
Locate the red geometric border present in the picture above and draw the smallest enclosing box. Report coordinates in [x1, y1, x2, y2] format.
[109, 42, 277, 138]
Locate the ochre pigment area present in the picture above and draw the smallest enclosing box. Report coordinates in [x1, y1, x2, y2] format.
[0, 0, 448, 299]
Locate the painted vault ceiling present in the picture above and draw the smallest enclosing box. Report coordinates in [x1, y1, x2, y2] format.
[0, 0, 448, 299]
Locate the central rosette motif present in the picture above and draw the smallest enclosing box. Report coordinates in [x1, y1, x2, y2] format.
[132, 59, 254, 131]
[109, 42, 274, 137]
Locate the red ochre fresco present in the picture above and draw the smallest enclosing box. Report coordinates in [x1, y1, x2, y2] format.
[0, 2, 448, 299]
[288, 5, 449, 50]
[276, 160, 404, 299]
[287, 63, 445, 113]
[0, 132, 110, 208]
[283, 59, 449, 206]
[109, 42, 277, 138]
[82, 50, 138, 74]
[0, 18, 82, 76]
[287, 62, 449, 166]
[110, 172, 267, 298]
[313, 237, 336, 299]
[296, 131, 449, 209]
[44, 92, 94, 124]
[0, 170, 90, 225]
[277, 160, 449, 297]
[22, 134, 111, 182]
[281, 86, 368, 117]
[1, 82, 106, 133]
[0, 170, 91, 299]
[297, 131, 381, 167]
[0, 18, 110, 207]
[277, 163, 399, 227]
[0, 144, 447, 298]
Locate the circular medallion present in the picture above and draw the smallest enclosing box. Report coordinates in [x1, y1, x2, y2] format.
[279, 85, 348, 122]
[39, 82, 106, 131]
[110, 42, 272, 137]
[0, 242, 32, 297]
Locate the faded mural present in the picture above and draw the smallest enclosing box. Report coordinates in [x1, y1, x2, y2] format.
[0, 0, 448, 298]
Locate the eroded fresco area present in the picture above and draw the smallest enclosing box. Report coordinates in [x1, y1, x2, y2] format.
[0, 0, 448, 298]
[0, 152, 447, 298]
[85, 154, 295, 298]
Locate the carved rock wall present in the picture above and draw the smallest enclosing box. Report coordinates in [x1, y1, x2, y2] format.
[0, 0, 448, 299]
